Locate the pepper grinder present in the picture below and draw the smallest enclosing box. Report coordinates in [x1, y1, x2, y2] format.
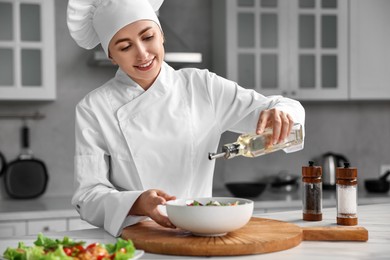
[302, 161, 323, 221]
[336, 162, 358, 226]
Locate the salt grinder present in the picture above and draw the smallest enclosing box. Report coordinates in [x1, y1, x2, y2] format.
[302, 161, 322, 221]
[336, 162, 358, 226]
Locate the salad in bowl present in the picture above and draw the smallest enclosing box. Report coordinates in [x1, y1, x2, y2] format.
[166, 197, 254, 236]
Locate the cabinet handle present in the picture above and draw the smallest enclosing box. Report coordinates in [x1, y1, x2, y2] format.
[291, 91, 296, 96]
[282, 91, 288, 95]
[43, 226, 50, 232]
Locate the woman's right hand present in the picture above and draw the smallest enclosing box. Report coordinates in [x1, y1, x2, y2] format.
[128, 189, 176, 228]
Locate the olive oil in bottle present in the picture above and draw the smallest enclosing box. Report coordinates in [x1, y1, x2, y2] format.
[209, 123, 303, 160]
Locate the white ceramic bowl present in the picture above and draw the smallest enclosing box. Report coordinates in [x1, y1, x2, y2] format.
[166, 197, 254, 236]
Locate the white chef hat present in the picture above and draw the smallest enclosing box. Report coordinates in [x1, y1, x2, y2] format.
[67, 0, 164, 56]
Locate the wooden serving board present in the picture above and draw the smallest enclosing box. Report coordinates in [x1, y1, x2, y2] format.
[121, 217, 368, 256]
[301, 226, 368, 241]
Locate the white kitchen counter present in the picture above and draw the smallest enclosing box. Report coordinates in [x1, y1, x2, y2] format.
[0, 191, 388, 237]
[0, 196, 77, 221]
[1, 203, 389, 259]
[215, 188, 390, 213]
[1, 188, 389, 220]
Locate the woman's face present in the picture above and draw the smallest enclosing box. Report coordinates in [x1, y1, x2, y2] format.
[108, 20, 164, 90]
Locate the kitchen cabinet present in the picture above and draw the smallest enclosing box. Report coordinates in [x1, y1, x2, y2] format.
[0, 0, 56, 100]
[0, 217, 96, 238]
[349, 0, 390, 100]
[27, 219, 67, 235]
[0, 197, 96, 237]
[0, 221, 26, 238]
[213, 0, 348, 101]
[213, 0, 390, 100]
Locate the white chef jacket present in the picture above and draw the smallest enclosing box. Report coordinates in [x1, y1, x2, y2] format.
[73, 62, 305, 237]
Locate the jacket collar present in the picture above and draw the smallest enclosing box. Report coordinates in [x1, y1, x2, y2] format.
[114, 62, 174, 121]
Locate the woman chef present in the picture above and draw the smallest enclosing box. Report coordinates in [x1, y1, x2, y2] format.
[67, 0, 305, 237]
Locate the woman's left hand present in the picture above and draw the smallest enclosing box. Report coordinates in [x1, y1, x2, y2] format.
[256, 108, 294, 144]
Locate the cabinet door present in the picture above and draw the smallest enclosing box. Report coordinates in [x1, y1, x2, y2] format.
[226, 0, 287, 95]
[224, 0, 348, 100]
[0, 221, 26, 237]
[0, 0, 56, 100]
[290, 0, 348, 100]
[350, 0, 390, 100]
[27, 219, 67, 235]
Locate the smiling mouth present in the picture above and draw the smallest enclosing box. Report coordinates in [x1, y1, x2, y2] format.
[136, 58, 154, 71]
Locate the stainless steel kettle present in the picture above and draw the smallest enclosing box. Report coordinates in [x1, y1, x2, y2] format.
[319, 152, 349, 190]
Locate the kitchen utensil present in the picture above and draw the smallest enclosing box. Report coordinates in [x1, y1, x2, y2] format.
[336, 162, 358, 225]
[364, 171, 390, 193]
[166, 197, 253, 236]
[121, 217, 368, 256]
[270, 171, 299, 192]
[3, 124, 48, 199]
[318, 152, 349, 190]
[0, 151, 6, 176]
[302, 161, 323, 221]
[225, 182, 267, 198]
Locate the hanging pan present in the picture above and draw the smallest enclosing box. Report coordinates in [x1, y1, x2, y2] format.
[0, 151, 6, 176]
[3, 123, 48, 199]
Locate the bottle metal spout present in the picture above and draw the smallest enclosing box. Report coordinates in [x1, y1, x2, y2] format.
[208, 152, 226, 160]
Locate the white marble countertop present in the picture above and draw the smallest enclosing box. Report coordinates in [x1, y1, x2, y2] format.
[1, 203, 389, 259]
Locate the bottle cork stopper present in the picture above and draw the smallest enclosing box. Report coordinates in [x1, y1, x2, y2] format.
[336, 162, 357, 179]
[302, 161, 322, 177]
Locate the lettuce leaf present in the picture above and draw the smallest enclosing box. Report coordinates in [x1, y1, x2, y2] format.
[38, 245, 72, 260]
[3, 242, 45, 260]
[105, 238, 136, 260]
[33, 233, 85, 250]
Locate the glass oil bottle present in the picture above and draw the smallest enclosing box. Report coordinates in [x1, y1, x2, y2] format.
[209, 123, 303, 160]
[302, 161, 322, 221]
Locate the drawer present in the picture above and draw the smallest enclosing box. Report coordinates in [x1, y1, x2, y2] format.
[68, 218, 97, 231]
[0, 221, 26, 237]
[27, 219, 67, 235]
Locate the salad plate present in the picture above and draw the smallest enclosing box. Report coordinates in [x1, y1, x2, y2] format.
[130, 250, 144, 259]
[0, 234, 144, 260]
[0, 249, 144, 260]
[0, 251, 144, 260]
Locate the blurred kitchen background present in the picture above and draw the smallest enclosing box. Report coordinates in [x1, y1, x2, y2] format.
[0, 0, 390, 200]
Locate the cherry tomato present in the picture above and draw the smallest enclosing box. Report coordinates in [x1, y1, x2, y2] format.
[97, 255, 106, 260]
[86, 243, 99, 250]
[74, 245, 84, 252]
[63, 247, 72, 256]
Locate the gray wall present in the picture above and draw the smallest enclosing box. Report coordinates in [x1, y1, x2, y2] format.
[0, 0, 389, 199]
